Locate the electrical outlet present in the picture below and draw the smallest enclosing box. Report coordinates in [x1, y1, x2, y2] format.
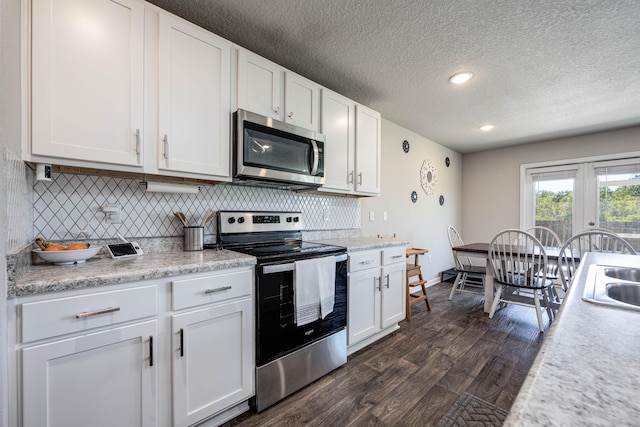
[369, 211, 375, 222]
[428, 255, 432, 263]
[102, 204, 122, 224]
[383, 211, 388, 221]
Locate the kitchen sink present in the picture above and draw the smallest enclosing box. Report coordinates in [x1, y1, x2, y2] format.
[604, 267, 640, 282]
[583, 265, 640, 312]
[606, 283, 640, 307]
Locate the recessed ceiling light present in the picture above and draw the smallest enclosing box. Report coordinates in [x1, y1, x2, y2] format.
[480, 124, 495, 132]
[448, 72, 474, 84]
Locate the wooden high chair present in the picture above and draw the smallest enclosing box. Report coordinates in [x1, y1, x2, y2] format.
[406, 247, 431, 321]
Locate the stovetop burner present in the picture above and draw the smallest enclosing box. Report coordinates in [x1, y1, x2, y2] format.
[214, 210, 346, 263]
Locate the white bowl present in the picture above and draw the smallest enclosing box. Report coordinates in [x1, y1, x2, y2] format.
[33, 247, 101, 265]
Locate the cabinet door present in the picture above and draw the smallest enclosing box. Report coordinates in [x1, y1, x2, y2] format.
[320, 89, 355, 192]
[31, 0, 144, 167]
[172, 298, 254, 427]
[347, 269, 381, 345]
[381, 263, 407, 328]
[284, 72, 319, 131]
[354, 104, 382, 195]
[158, 13, 231, 178]
[237, 50, 282, 119]
[22, 320, 157, 427]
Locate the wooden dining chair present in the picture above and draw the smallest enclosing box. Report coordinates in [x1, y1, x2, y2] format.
[559, 230, 637, 291]
[488, 229, 555, 333]
[446, 226, 486, 299]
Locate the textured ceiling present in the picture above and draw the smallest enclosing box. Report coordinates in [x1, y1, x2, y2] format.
[147, 0, 640, 153]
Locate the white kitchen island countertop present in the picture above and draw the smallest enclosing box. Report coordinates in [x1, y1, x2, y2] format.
[504, 252, 640, 426]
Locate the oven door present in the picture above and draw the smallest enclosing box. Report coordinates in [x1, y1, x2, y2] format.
[234, 109, 325, 186]
[255, 254, 347, 366]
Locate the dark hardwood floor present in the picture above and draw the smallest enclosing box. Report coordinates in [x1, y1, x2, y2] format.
[222, 281, 548, 426]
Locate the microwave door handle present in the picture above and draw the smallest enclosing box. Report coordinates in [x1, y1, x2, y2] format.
[310, 140, 319, 176]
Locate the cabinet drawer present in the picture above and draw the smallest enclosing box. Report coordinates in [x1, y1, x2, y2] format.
[382, 246, 406, 265]
[21, 285, 157, 343]
[348, 250, 381, 273]
[172, 269, 253, 311]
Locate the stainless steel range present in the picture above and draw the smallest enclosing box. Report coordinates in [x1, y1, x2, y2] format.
[215, 211, 348, 412]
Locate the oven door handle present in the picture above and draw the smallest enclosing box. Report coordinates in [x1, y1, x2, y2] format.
[262, 254, 347, 274]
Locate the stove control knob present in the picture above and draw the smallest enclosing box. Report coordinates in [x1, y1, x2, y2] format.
[286, 217, 292, 223]
[238, 217, 245, 224]
[293, 217, 299, 222]
[227, 217, 236, 224]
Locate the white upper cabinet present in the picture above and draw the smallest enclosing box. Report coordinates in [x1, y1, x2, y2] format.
[157, 13, 231, 178]
[237, 50, 282, 120]
[354, 104, 382, 195]
[237, 49, 320, 131]
[31, 0, 145, 167]
[321, 92, 381, 196]
[284, 72, 320, 131]
[320, 89, 356, 192]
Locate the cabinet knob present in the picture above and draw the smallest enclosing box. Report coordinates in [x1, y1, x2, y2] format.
[274, 107, 280, 115]
[288, 111, 294, 119]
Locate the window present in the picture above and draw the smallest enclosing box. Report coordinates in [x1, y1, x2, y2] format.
[522, 155, 640, 251]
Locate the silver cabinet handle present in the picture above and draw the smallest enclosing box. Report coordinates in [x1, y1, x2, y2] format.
[359, 260, 374, 265]
[375, 276, 381, 292]
[135, 129, 141, 155]
[163, 134, 169, 160]
[392, 255, 403, 259]
[75, 306, 120, 319]
[288, 111, 294, 119]
[358, 172, 363, 185]
[385, 274, 390, 288]
[349, 171, 354, 184]
[204, 286, 232, 294]
[274, 106, 280, 115]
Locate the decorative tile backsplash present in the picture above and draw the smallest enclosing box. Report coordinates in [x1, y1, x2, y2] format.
[4, 148, 32, 252]
[33, 172, 361, 242]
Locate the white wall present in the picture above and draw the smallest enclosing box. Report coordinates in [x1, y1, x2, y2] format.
[360, 119, 462, 283]
[461, 126, 640, 243]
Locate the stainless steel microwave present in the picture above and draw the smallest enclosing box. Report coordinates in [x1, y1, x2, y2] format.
[233, 109, 326, 189]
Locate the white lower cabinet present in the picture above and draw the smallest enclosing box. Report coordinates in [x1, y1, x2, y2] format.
[12, 267, 255, 427]
[172, 298, 253, 427]
[22, 320, 158, 427]
[347, 247, 406, 352]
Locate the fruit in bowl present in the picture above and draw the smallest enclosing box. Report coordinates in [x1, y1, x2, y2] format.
[33, 238, 100, 265]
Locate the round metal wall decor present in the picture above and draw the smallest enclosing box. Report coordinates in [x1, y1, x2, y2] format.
[445, 157, 450, 167]
[411, 191, 418, 203]
[439, 195, 445, 206]
[420, 159, 438, 195]
[402, 140, 410, 153]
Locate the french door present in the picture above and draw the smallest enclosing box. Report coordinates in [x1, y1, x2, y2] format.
[522, 156, 640, 250]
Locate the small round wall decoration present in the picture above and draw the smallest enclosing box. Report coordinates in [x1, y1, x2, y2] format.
[439, 195, 445, 206]
[445, 157, 450, 167]
[411, 191, 418, 203]
[420, 159, 438, 195]
[402, 140, 410, 153]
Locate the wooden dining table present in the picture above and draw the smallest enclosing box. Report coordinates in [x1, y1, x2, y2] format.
[451, 242, 565, 313]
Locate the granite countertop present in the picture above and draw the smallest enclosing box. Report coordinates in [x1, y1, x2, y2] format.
[314, 236, 409, 252]
[10, 249, 256, 298]
[504, 252, 640, 426]
[9, 236, 407, 298]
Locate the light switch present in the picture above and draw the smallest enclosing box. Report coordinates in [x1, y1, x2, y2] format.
[369, 211, 375, 222]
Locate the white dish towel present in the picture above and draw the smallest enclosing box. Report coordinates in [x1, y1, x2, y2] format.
[294, 256, 336, 326]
